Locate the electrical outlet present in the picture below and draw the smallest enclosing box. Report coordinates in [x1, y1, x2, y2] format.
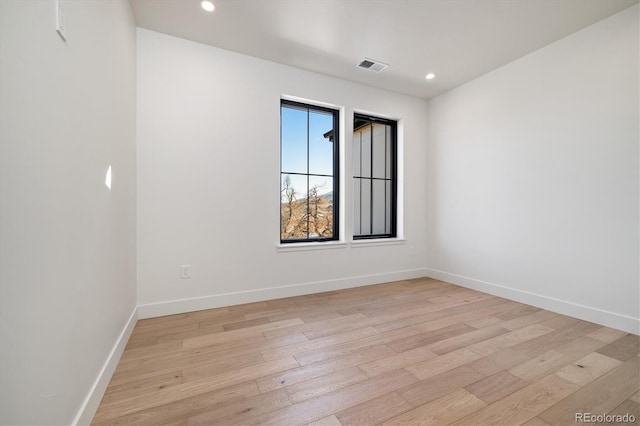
[180, 265, 192, 279]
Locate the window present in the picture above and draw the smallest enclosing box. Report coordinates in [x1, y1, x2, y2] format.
[280, 100, 339, 243]
[353, 114, 397, 239]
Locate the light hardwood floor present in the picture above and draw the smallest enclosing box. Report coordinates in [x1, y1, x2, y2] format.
[93, 278, 640, 425]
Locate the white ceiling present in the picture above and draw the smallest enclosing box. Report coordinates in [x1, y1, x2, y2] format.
[130, 0, 638, 100]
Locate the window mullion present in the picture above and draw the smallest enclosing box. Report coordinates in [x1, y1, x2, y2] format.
[306, 109, 310, 240]
[384, 124, 387, 234]
[369, 122, 373, 236]
[359, 132, 362, 236]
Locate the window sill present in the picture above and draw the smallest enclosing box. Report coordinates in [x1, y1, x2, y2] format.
[350, 238, 406, 248]
[277, 241, 348, 253]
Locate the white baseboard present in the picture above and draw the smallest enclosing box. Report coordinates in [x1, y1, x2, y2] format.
[427, 268, 639, 335]
[73, 307, 138, 426]
[138, 268, 430, 319]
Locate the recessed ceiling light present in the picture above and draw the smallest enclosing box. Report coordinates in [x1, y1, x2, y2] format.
[201, 1, 215, 12]
[425, 73, 436, 80]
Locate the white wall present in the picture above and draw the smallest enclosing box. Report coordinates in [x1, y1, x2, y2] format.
[0, 1, 137, 424]
[425, 5, 639, 333]
[137, 29, 429, 317]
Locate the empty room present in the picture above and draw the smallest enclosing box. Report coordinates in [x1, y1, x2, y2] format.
[1, 0, 639, 425]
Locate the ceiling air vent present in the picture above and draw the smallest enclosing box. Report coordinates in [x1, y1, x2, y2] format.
[357, 58, 388, 73]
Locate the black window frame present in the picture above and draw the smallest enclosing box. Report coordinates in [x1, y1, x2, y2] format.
[280, 99, 340, 244]
[353, 113, 397, 240]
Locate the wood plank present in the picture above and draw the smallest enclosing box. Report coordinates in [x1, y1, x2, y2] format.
[386, 322, 476, 353]
[382, 389, 486, 426]
[155, 324, 225, 344]
[334, 294, 441, 318]
[306, 415, 343, 426]
[116, 346, 264, 378]
[181, 352, 277, 382]
[129, 322, 201, 339]
[245, 370, 418, 426]
[451, 374, 579, 426]
[398, 365, 486, 407]
[94, 356, 299, 421]
[183, 318, 305, 349]
[344, 303, 447, 332]
[499, 310, 558, 331]
[256, 344, 395, 393]
[123, 335, 157, 349]
[375, 297, 511, 333]
[465, 324, 555, 356]
[360, 297, 443, 316]
[426, 290, 493, 305]
[464, 370, 529, 404]
[494, 304, 541, 321]
[465, 315, 503, 329]
[293, 327, 420, 366]
[358, 345, 436, 377]
[100, 371, 184, 405]
[110, 333, 309, 388]
[301, 311, 345, 323]
[509, 337, 610, 382]
[426, 325, 510, 355]
[521, 418, 552, 426]
[511, 321, 602, 357]
[596, 334, 640, 362]
[553, 336, 608, 357]
[402, 277, 450, 288]
[555, 352, 623, 386]
[118, 340, 183, 363]
[263, 313, 368, 339]
[222, 317, 270, 331]
[243, 308, 285, 321]
[413, 300, 518, 333]
[108, 366, 184, 389]
[335, 392, 412, 426]
[587, 327, 628, 344]
[284, 367, 368, 403]
[186, 389, 292, 426]
[602, 399, 639, 425]
[261, 327, 379, 361]
[538, 315, 580, 330]
[92, 381, 259, 425]
[538, 357, 640, 425]
[263, 306, 340, 324]
[133, 313, 190, 331]
[226, 300, 271, 312]
[467, 348, 532, 377]
[184, 306, 237, 321]
[509, 350, 574, 382]
[404, 348, 482, 380]
[186, 314, 228, 326]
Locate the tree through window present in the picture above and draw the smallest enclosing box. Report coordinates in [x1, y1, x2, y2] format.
[280, 100, 339, 242]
